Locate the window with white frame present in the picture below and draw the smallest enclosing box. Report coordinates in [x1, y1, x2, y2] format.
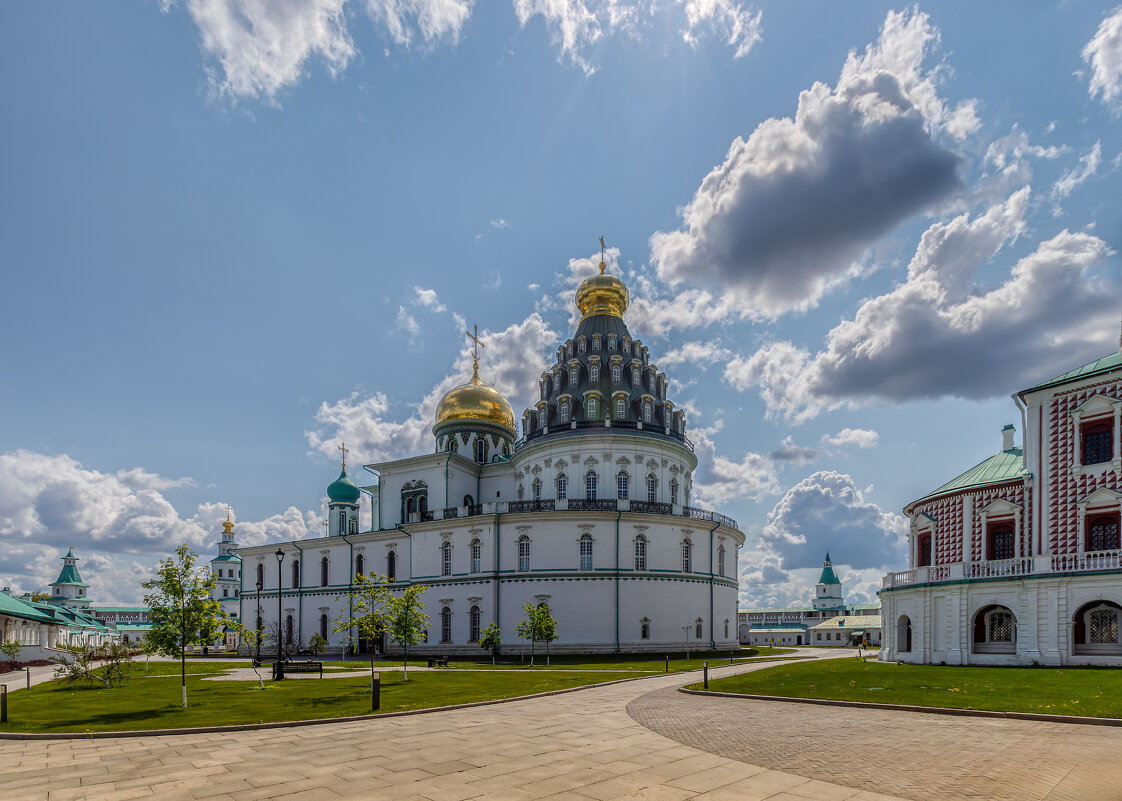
[643, 402, 651, 423]
[646, 474, 657, 503]
[532, 478, 542, 501]
[557, 473, 567, 499]
[587, 397, 598, 418]
[695, 618, 703, 639]
[640, 617, 650, 639]
[517, 535, 531, 572]
[670, 479, 679, 506]
[611, 364, 621, 383]
[579, 533, 593, 571]
[718, 545, 726, 577]
[560, 402, 570, 423]
[608, 335, 616, 350]
[320, 556, 329, 587]
[590, 364, 599, 383]
[469, 606, 481, 642]
[441, 541, 453, 576]
[615, 397, 626, 418]
[681, 539, 692, 573]
[592, 334, 601, 349]
[517, 484, 524, 500]
[441, 606, 452, 643]
[475, 438, 486, 464]
[578, 338, 586, 353]
[553, 373, 561, 392]
[617, 471, 629, 499]
[586, 471, 598, 499]
[634, 535, 647, 571]
[569, 366, 578, 385]
[632, 366, 640, 385]
[470, 539, 481, 574]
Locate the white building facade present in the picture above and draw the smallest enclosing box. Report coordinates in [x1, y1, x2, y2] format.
[239, 256, 744, 656]
[880, 349, 1122, 666]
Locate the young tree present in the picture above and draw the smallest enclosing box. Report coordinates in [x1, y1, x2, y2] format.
[385, 583, 428, 680]
[537, 604, 558, 667]
[333, 571, 390, 704]
[52, 641, 133, 688]
[478, 622, 502, 665]
[516, 603, 559, 667]
[1, 640, 22, 665]
[308, 633, 327, 659]
[142, 545, 226, 707]
[29, 590, 50, 603]
[516, 602, 538, 666]
[230, 622, 266, 688]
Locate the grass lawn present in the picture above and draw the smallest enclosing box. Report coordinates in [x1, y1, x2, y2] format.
[0, 664, 641, 734]
[693, 657, 1122, 718]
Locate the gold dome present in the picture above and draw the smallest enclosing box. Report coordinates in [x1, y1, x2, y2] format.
[434, 362, 516, 431]
[576, 260, 629, 319]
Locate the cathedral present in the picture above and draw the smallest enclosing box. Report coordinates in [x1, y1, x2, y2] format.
[880, 347, 1122, 665]
[238, 253, 745, 655]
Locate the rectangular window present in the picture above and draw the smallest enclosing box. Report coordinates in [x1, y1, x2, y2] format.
[590, 364, 599, 383]
[1083, 421, 1113, 465]
[471, 542, 481, 574]
[989, 526, 1015, 560]
[579, 537, 593, 571]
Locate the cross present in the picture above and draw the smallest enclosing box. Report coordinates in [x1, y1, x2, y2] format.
[598, 236, 607, 273]
[225, 505, 232, 522]
[322, 519, 329, 533]
[338, 441, 348, 470]
[467, 324, 485, 364]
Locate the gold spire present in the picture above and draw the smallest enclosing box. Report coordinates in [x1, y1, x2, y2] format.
[338, 441, 349, 470]
[576, 235, 629, 319]
[222, 506, 234, 535]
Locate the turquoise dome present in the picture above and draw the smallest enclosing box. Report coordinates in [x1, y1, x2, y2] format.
[327, 469, 360, 504]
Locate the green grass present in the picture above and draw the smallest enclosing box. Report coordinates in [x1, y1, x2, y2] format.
[0, 664, 641, 734]
[693, 657, 1122, 718]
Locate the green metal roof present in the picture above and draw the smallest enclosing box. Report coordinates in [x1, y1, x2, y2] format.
[1020, 349, 1122, 395]
[90, 606, 150, 613]
[910, 447, 1028, 507]
[0, 593, 58, 624]
[818, 560, 840, 586]
[211, 554, 241, 562]
[748, 623, 808, 631]
[328, 469, 361, 504]
[52, 557, 88, 588]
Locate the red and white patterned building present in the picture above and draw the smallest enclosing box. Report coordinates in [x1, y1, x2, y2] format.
[880, 349, 1122, 665]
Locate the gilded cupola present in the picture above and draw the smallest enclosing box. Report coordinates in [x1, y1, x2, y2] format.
[434, 361, 516, 432]
[575, 255, 629, 320]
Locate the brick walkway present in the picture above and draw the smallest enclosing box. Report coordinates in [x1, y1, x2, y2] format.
[626, 683, 1122, 801]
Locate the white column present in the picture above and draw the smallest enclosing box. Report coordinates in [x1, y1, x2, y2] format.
[1073, 415, 1082, 467]
[1113, 405, 1121, 462]
[1014, 508, 1023, 558]
[1077, 506, 1086, 553]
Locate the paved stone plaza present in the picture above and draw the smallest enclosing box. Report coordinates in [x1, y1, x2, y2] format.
[2, 654, 1120, 801]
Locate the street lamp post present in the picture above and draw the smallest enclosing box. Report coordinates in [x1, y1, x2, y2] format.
[682, 624, 689, 662]
[255, 575, 263, 664]
[275, 548, 286, 680]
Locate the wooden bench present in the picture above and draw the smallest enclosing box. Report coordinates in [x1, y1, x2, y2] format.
[425, 657, 449, 668]
[283, 661, 323, 677]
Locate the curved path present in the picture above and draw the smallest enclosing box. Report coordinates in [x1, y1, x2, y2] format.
[2, 653, 1117, 801]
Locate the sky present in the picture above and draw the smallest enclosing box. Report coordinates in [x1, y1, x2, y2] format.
[1, 1, 1120, 610]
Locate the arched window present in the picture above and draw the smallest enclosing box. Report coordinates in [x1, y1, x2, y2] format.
[348, 516, 358, 535]
[897, 615, 912, 652]
[1088, 516, 1121, 552]
[320, 556, 329, 587]
[557, 473, 567, 500]
[611, 364, 621, 383]
[418, 495, 427, 517]
[285, 615, 294, 645]
[569, 366, 578, 385]
[643, 402, 652, 423]
[585, 471, 598, 500]
[320, 614, 328, 640]
[590, 364, 599, 383]
[256, 563, 264, 587]
[1083, 422, 1113, 465]
[634, 535, 647, 571]
[553, 373, 561, 392]
[972, 604, 1016, 654]
[355, 553, 364, 579]
[646, 474, 657, 503]
[632, 366, 640, 385]
[987, 525, 1014, 560]
[695, 618, 703, 639]
[670, 479, 679, 506]
[1073, 600, 1122, 655]
[587, 397, 598, 418]
[291, 560, 300, 588]
[518, 535, 531, 572]
[617, 471, 629, 500]
[338, 510, 345, 533]
[471, 538, 481, 573]
[532, 478, 542, 501]
[718, 545, 726, 577]
[517, 484, 525, 500]
[917, 533, 932, 567]
[475, 439, 486, 464]
[579, 533, 593, 571]
[387, 550, 397, 582]
[592, 334, 601, 349]
[441, 542, 453, 576]
[464, 494, 474, 507]
[616, 397, 626, 418]
[560, 402, 570, 423]
[640, 618, 650, 640]
[578, 338, 586, 353]
[608, 335, 616, 350]
[681, 539, 692, 573]
[441, 606, 452, 643]
[469, 606, 481, 642]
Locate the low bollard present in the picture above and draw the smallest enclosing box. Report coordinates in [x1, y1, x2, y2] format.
[372, 674, 380, 712]
[665, 655, 669, 673]
[27, 667, 31, 690]
[1, 684, 7, 723]
[703, 661, 708, 689]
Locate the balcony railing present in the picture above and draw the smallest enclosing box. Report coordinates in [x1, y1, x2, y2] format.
[396, 497, 737, 530]
[882, 549, 1122, 589]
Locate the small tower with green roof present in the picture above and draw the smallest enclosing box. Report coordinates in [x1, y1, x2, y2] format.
[327, 442, 361, 537]
[812, 551, 844, 611]
[50, 547, 92, 610]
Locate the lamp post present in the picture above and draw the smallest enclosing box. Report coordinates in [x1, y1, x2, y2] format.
[682, 624, 689, 662]
[255, 575, 263, 664]
[275, 548, 286, 679]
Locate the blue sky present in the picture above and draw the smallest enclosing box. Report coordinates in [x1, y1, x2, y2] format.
[1, 1, 1119, 608]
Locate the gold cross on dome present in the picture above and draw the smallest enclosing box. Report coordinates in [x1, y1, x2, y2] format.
[338, 441, 349, 470]
[322, 519, 329, 533]
[467, 324, 485, 365]
[225, 505, 232, 522]
[598, 236, 607, 273]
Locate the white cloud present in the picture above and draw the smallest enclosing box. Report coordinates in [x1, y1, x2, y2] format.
[412, 286, 447, 312]
[513, 0, 603, 74]
[366, 0, 475, 47]
[767, 436, 819, 465]
[658, 340, 732, 369]
[1083, 6, 1122, 115]
[172, 0, 357, 103]
[649, 8, 969, 321]
[680, 0, 761, 59]
[689, 423, 781, 507]
[820, 428, 879, 449]
[396, 306, 422, 340]
[1052, 140, 1102, 202]
[307, 314, 558, 464]
[726, 189, 1118, 420]
[491, 218, 510, 229]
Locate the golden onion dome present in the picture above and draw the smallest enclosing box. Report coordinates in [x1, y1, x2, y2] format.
[576, 260, 629, 319]
[434, 361, 516, 431]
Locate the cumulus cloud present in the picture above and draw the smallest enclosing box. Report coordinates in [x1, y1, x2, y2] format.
[366, 0, 475, 47]
[820, 428, 879, 449]
[767, 436, 819, 465]
[413, 286, 446, 312]
[648, 8, 972, 321]
[726, 188, 1118, 420]
[1083, 6, 1122, 115]
[658, 340, 732, 369]
[169, 0, 357, 103]
[689, 424, 781, 508]
[0, 451, 320, 604]
[680, 0, 761, 59]
[759, 470, 906, 572]
[307, 313, 558, 464]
